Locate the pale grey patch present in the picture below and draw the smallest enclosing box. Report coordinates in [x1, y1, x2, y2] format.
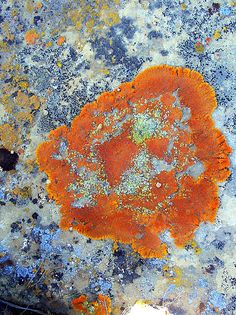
[167, 138, 174, 153]
[112, 113, 132, 129]
[117, 150, 151, 195]
[117, 170, 150, 195]
[189, 143, 197, 151]
[52, 153, 62, 160]
[52, 141, 68, 160]
[68, 168, 106, 198]
[72, 196, 92, 208]
[186, 160, 205, 179]
[151, 158, 173, 175]
[59, 141, 67, 154]
[134, 150, 150, 170]
[174, 120, 191, 131]
[181, 107, 191, 122]
[101, 181, 110, 196]
[173, 89, 181, 108]
[104, 116, 110, 126]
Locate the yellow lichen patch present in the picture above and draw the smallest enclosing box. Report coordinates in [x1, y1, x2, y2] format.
[99, 68, 110, 75]
[29, 95, 41, 110]
[0, 58, 42, 155]
[112, 241, 119, 253]
[25, 0, 34, 13]
[67, 0, 120, 39]
[18, 81, 29, 89]
[102, 11, 120, 27]
[13, 91, 41, 112]
[35, 2, 43, 11]
[195, 42, 204, 54]
[186, 239, 202, 255]
[86, 18, 95, 33]
[15, 91, 29, 107]
[2, 21, 14, 42]
[195, 247, 202, 255]
[25, 0, 42, 13]
[11, 8, 18, 18]
[213, 30, 221, 40]
[24, 159, 38, 173]
[0, 124, 18, 151]
[15, 112, 33, 123]
[56, 60, 63, 68]
[162, 265, 185, 286]
[46, 41, 53, 47]
[0, 40, 9, 53]
[12, 186, 32, 199]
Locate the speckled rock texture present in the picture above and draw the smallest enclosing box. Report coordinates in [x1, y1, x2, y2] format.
[0, 1, 236, 314]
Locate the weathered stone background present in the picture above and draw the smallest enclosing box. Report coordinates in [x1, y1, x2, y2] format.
[0, 1, 236, 314]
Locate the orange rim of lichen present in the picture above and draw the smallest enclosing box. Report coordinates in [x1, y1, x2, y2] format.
[71, 294, 111, 314]
[36, 65, 231, 258]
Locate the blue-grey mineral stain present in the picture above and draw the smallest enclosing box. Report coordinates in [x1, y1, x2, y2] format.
[0, 0, 236, 314]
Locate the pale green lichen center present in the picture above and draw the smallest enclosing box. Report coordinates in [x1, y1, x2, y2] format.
[131, 114, 158, 144]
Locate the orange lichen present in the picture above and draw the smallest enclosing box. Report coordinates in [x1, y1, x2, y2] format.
[36, 65, 231, 258]
[25, 29, 40, 45]
[57, 36, 66, 46]
[72, 294, 111, 315]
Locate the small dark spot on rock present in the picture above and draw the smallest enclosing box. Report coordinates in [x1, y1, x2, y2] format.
[5, 77, 13, 84]
[113, 249, 125, 258]
[160, 50, 169, 56]
[39, 283, 48, 292]
[0, 258, 14, 268]
[32, 198, 38, 204]
[199, 302, 205, 312]
[18, 276, 26, 285]
[10, 221, 22, 233]
[69, 47, 77, 61]
[49, 222, 59, 230]
[212, 239, 225, 250]
[148, 30, 163, 39]
[205, 264, 215, 274]
[34, 15, 42, 25]
[87, 238, 92, 243]
[53, 272, 63, 281]
[230, 277, 236, 286]
[9, 198, 17, 205]
[0, 148, 18, 171]
[209, 3, 220, 15]
[32, 212, 39, 220]
[11, 91, 18, 98]
[213, 3, 220, 10]
[51, 282, 60, 292]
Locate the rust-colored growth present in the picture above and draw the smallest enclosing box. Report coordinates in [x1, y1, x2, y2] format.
[36, 65, 231, 258]
[25, 29, 40, 45]
[72, 294, 111, 314]
[57, 36, 66, 46]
